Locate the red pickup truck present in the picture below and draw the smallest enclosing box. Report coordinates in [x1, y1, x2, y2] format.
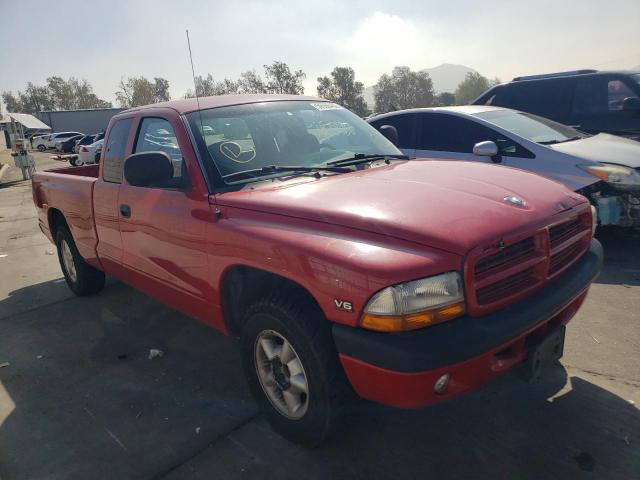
[32, 95, 603, 445]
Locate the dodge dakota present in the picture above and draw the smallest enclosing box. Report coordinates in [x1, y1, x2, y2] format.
[32, 94, 603, 445]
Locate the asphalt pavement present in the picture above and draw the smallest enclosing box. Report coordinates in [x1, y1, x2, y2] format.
[0, 151, 638, 479]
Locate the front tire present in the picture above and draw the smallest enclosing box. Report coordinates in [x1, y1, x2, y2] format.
[37, 144, 46, 152]
[55, 226, 105, 296]
[69, 158, 78, 166]
[241, 294, 354, 446]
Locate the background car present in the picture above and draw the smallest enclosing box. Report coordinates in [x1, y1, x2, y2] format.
[74, 134, 95, 154]
[75, 138, 103, 166]
[368, 105, 640, 228]
[55, 134, 84, 153]
[33, 131, 83, 151]
[30, 133, 50, 148]
[473, 69, 640, 140]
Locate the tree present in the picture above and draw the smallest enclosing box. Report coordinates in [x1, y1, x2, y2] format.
[239, 70, 267, 94]
[2, 77, 110, 114]
[263, 61, 305, 94]
[20, 82, 55, 113]
[316, 67, 369, 116]
[184, 74, 240, 98]
[373, 66, 435, 113]
[116, 76, 171, 107]
[454, 72, 500, 105]
[154, 77, 171, 102]
[1, 91, 22, 113]
[47, 77, 111, 110]
[435, 92, 456, 106]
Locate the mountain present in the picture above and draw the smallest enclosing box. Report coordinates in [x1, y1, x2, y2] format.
[363, 63, 478, 108]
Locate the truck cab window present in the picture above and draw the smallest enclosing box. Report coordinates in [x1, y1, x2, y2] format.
[103, 118, 133, 183]
[134, 117, 188, 189]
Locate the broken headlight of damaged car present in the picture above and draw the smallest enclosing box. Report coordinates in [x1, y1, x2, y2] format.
[578, 163, 640, 191]
[361, 272, 465, 332]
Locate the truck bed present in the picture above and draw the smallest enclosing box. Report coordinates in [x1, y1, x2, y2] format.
[32, 165, 101, 267]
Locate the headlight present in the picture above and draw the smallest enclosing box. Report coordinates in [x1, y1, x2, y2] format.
[579, 163, 640, 191]
[361, 272, 465, 332]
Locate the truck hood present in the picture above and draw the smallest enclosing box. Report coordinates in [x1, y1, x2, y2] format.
[549, 133, 640, 169]
[215, 161, 585, 255]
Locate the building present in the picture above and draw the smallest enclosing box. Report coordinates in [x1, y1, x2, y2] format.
[38, 107, 125, 134]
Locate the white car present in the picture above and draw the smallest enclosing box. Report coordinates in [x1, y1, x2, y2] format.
[33, 131, 83, 151]
[75, 139, 103, 165]
[369, 106, 640, 228]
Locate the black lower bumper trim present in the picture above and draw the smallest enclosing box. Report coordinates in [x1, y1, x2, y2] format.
[332, 239, 603, 373]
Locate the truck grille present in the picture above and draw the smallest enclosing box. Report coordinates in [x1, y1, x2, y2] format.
[466, 210, 592, 315]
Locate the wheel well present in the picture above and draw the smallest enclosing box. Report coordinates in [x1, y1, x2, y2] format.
[220, 266, 322, 335]
[48, 208, 67, 237]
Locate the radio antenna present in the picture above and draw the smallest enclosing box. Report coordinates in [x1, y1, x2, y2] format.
[186, 29, 205, 134]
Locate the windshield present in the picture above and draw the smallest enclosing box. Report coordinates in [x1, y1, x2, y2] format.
[473, 110, 586, 144]
[186, 101, 401, 186]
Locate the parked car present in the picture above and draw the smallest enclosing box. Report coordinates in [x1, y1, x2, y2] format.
[473, 69, 640, 140]
[56, 134, 84, 153]
[368, 106, 640, 228]
[31, 134, 51, 149]
[74, 139, 103, 166]
[28, 131, 50, 147]
[32, 95, 602, 445]
[74, 135, 95, 154]
[33, 131, 83, 151]
[73, 132, 105, 154]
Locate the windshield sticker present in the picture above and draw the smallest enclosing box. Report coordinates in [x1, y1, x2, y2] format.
[219, 141, 256, 163]
[310, 103, 344, 111]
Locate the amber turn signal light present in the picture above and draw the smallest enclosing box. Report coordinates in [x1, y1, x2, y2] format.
[360, 302, 466, 332]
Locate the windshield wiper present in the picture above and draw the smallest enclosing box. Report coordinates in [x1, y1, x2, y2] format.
[327, 153, 409, 167]
[538, 136, 583, 145]
[222, 164, 351, 182]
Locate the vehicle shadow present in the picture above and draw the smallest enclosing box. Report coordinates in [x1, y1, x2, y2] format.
[594, 227, 640, 286]
[0, 280, 638, 480]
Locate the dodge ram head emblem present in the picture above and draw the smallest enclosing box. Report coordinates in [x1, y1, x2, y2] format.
[503, 195, 527, 207]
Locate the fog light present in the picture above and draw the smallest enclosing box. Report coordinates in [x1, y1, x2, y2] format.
[433, 373, 450, 394]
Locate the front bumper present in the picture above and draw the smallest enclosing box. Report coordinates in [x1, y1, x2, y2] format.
[333, 239, 603, 408]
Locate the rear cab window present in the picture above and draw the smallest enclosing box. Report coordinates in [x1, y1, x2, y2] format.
[102, 118, 133, 183]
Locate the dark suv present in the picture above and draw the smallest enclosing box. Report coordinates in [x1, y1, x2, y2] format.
[473, 70, 640, 140]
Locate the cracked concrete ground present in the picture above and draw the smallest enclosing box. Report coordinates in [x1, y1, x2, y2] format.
[0, 151, 638, 479]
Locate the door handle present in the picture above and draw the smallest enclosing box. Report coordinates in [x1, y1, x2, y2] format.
[119, 204, 131, 218]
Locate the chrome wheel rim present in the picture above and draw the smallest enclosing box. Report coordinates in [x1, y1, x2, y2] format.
[254, 329, 309, 420]
[61, 240, 77, 283]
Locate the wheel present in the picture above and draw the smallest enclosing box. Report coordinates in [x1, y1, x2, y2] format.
[241, 294, 354, 446]
[55, 225, 105, 296]
[37, 144, 46, 152]
[69, 158, 78, 166]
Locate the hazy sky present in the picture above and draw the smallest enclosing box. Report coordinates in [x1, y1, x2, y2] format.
[1, 0, 639, 105]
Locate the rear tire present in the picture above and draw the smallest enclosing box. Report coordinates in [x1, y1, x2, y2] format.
[69, 158, 78, 166]
[240, 293, 354, 446]
[55, 226, 105, 296]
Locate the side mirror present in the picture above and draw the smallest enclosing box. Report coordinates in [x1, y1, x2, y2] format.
[379, 125, 399, 146]
[473, 140, 499, 158]
[622, 97, 640, 112]
[124, 151, 173, 187]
